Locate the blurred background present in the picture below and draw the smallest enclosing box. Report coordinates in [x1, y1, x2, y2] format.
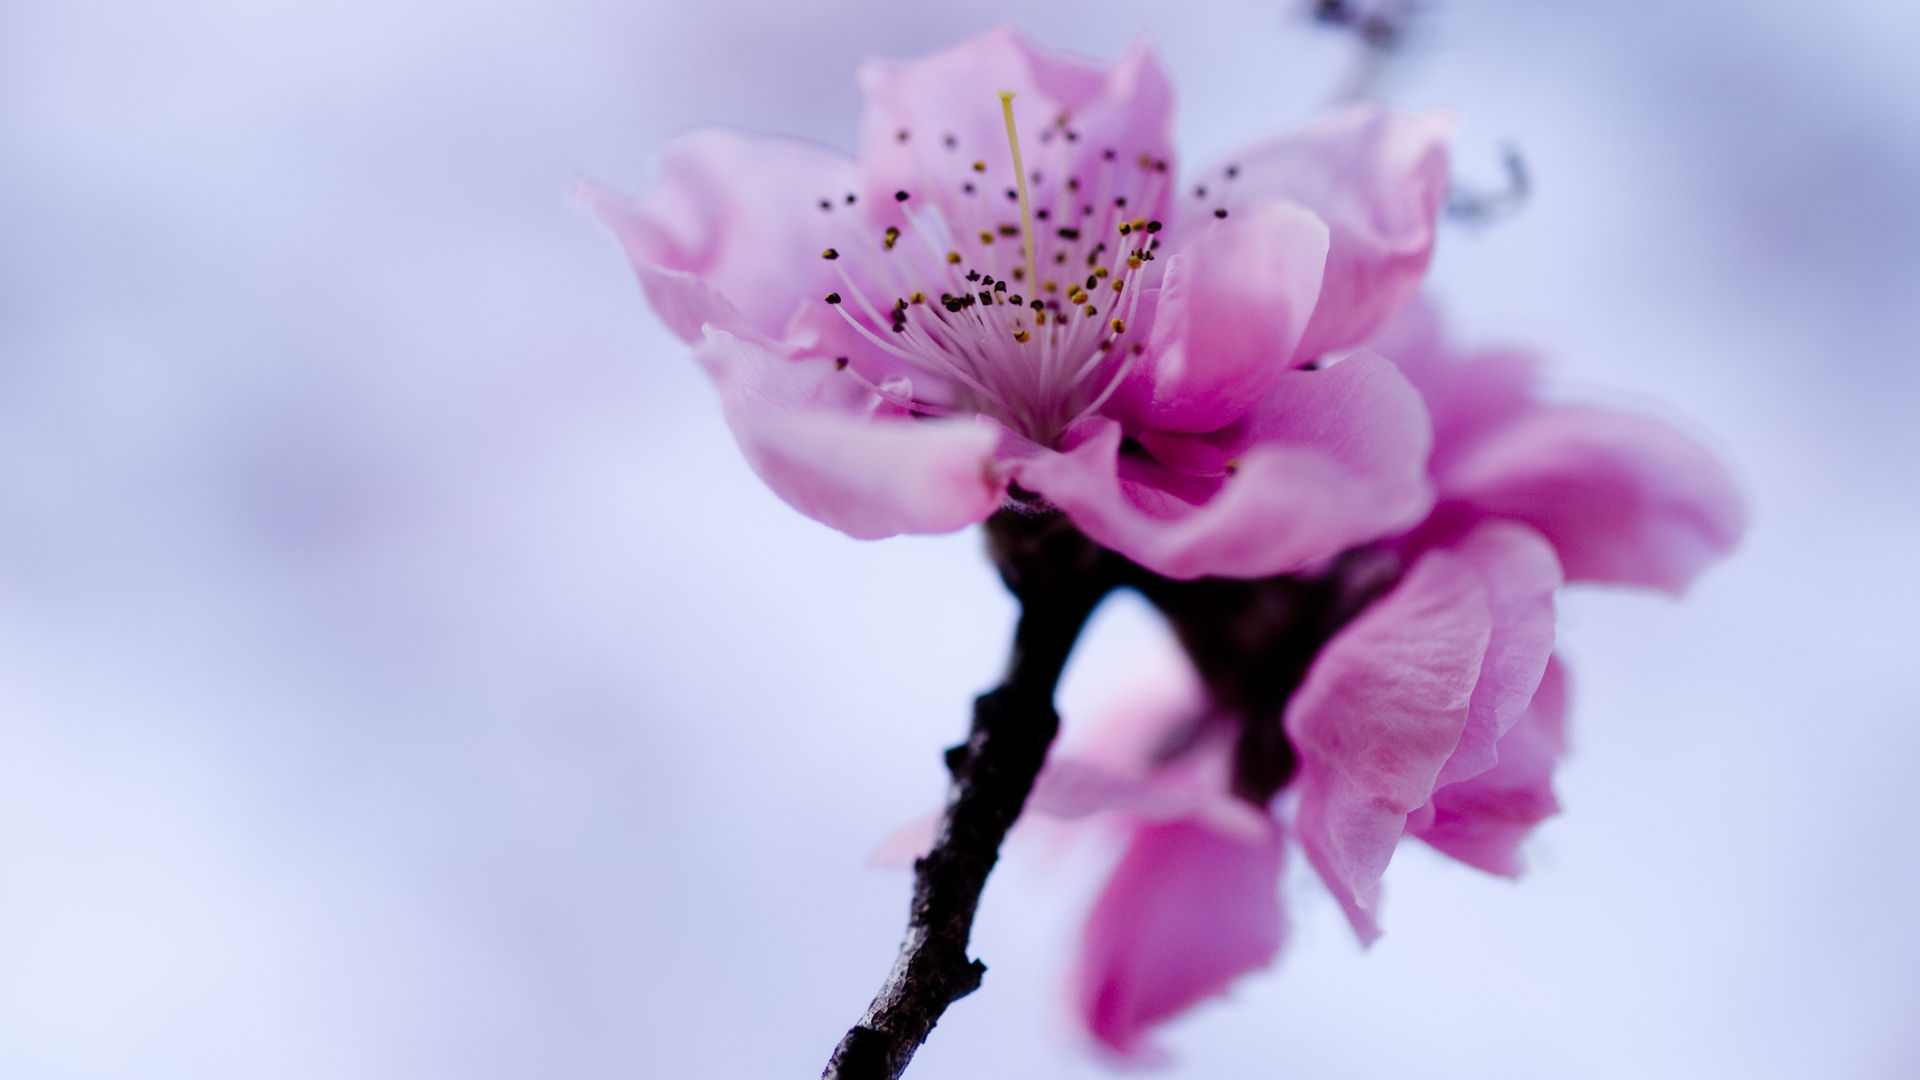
[3, 1, 1917, 1076]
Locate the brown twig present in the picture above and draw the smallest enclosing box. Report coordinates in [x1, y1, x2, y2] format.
[821, 509, 1123, 1080]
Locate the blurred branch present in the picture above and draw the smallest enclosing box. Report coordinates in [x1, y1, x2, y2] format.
[1307, 0, 1421, 103]
[822, 510, 1122, 1080]
[1447, 143, 1532, 226]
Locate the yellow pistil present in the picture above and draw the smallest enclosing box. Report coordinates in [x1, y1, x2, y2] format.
[998, 90, 1040, 296]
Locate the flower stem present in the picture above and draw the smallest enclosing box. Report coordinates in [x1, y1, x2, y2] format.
[821, 510, 1122, 1080]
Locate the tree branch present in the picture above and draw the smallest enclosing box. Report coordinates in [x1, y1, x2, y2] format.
[821, 510, 1122, 1080]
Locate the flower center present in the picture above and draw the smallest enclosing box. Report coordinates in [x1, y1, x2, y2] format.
[812, 93, 1174, 445]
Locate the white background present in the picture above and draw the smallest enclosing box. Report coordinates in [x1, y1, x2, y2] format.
[3, 1, 1917, 1076]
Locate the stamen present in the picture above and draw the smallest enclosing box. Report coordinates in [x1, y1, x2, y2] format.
[997, 90, 1040, 298]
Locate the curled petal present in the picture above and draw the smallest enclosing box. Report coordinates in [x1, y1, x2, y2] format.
[1415, 657, 1570, 876]
[1434, 522, 1562, 788]
[695, 329, 1005, 537]
[1441, 404, 1748, 594]
[1286, 542, 1493, 944]
[1010, 354, 1433, 580]
[1132, 199, 1330, 433]
[1073, 819, 1285, 1057]
[1204, 105, 1451, 360]
[858, 27, 1177, 229]
[582, 131, 859, 343]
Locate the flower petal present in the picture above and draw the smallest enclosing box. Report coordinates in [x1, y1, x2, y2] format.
[1130, 199, 1330, 433]
[695, 328, 1005, 537]
[1203, 105, 1451, 360]
[582, 130, 859, 343]
[1011, 353, 1433, 580]
[1441, 404, 1748, 594]
[1434, 522, 1562, 789]
[1415, 656, 1570, 877]
[857, 27, 1178, 229]
[1286, 543, 1493, 944]
[1362, 299, 1538, 475]
[1073, 819, 1285, 1056]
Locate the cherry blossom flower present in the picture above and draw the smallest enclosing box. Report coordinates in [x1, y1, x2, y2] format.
[585, 26, 1452, 578]
[1039, 304, 1746, 1054]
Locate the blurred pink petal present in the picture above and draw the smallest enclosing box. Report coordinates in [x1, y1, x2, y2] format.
[1073, 819, 1285, 1057]
[1442, 404, 1747, 595]
[1435, 522, 1562, 788]
[1413, 657, 1570, 876]
[1286, 538, 1489, 944]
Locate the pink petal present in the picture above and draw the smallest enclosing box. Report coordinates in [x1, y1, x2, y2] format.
[581, 130, 858, 344]
[1285, 543, 1494, 944]
[857, 27, 1177, 230]
[1203, 105, 1451, 360]
[1129, 199, 1331, 433]
[1362, 299, 1538, 474]
[1441, 404, 1748, 594]
[1433, 522, 1562, 788]
[1415, 656, 1570, 877]
[1073, 819, 1285, 1056]
[695, 329, 1005, 538]
[1010, 353, 1433, 580]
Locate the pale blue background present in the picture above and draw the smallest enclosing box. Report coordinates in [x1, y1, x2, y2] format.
[3, 1, 1916, 1076]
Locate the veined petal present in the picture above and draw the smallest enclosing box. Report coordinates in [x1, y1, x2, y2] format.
[1415, 656, 1570, 877]
[1132, 199, 1330, 433]
[1073, 819, 1285, 1057]
[1286, 543, 1492, 945]
[584, 130, 859, 344]
[1199, 105, 1451, 360]
[695, 329, 1005, 537]
[1441, 403, 1748, 594]
[1012, 354, 1433, 580]
[1434, 522, 1562, 788]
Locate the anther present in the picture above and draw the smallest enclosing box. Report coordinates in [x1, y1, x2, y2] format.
[946, 251, 962, 264]
[894, 190, 909, 202]
[821, 248, 839, 260]
[883, 226, 900, 251]
[1146, 221, 1163, 233]
[819, 199, 832, 210]
[896, 129, 910, 143]
[1214, 208, 1229, 219]
[1013, 329, 1030, 343]
[944, 134, 957, 149]
[825, 292, 842, 304]
[1111, 318, 1126, 333]
[910, 291, 925, 304]
[972, 160, 987, 172]
[1103, 148, 1116, 160]
[1226, 165, 1240, 178]
[979, 230, 995, 245]
[1111, 278, 1124, 292]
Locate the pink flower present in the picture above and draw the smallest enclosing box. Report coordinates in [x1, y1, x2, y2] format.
[585, 27, 1452, 578]
[1045, 304, 1745, 1054]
